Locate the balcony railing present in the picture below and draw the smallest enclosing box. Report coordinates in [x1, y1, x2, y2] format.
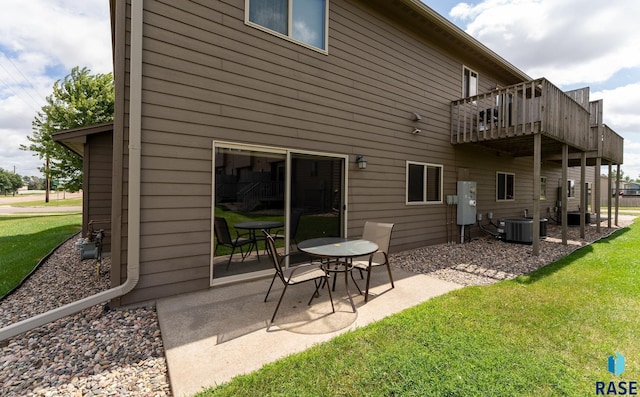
[600, 124, 624, 164]
[451, 78, 591, 152]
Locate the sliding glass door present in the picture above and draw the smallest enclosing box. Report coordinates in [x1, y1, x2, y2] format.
[211, 143, 345, 283]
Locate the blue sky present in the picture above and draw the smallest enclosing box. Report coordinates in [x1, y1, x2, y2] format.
[0, 0, 638, 180]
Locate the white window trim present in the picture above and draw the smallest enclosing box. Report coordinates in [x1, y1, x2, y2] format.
[496, 171, 515, 201]
[244, 0, 329, 55]
[405, 161, 444, 205]
[462, 66, 479, 98]
[210, 140, 348, 286]
[567, 179, 576, 199]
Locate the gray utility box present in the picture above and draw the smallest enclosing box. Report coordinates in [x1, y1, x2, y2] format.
[457, 181, 477, 225]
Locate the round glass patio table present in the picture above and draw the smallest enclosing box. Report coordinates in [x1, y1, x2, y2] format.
[297, 237, 378, 312]
[235, 221, 284, 260]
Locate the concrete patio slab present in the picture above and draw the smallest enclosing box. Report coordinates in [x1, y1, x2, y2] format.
[156, 266, 462, 397]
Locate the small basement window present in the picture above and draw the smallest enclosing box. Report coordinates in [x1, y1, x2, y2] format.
[496, 171, 514, 201]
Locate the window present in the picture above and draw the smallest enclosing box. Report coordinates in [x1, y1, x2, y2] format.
[246, 0, 328, 51]
[463, 66, 478, 98]
[406, 161, 443, 204]
[567, 179, 575, 198]
[540, 177, 547, 200]
[496, 172, 514, 201]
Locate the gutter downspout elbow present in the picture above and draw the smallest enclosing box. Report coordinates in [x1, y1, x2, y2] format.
[0, 0, 144, 342]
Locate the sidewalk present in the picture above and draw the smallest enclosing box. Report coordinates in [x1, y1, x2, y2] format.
[0, 191, 81, 204]
[157, 267, 461, 396]
[0, 192, 82, 214]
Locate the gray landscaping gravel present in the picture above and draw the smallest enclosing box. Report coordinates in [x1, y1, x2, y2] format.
[0, 236, 170, 397]
[0, 220, 630, 396]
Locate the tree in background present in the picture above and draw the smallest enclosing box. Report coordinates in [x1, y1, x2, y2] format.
[0, 168, 24, 196]
[21, 66, 114, 201]
[22, 175, 46, 190]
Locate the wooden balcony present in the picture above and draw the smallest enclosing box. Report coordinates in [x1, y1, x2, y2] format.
[450, 78, 621, 163]
[600, 124, 624, 164]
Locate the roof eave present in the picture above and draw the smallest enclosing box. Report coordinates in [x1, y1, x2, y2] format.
[52, 122, 114, 157]
[401, 0, 532, 82]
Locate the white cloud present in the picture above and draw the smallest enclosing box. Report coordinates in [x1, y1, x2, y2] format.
[0, 0, 111, 177]
[592, 84, 640, 178]
[450, 0, 640, 86]
[593, 83, 640, 129]
[448, 0, 640, 179]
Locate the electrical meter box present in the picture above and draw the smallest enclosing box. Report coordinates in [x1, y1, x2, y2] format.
[457, 181, 477, 225]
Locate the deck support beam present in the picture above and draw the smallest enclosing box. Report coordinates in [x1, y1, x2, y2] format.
[615, 164, 620, 226]
[561, 144, 568, 245]
[595, 157, 601, 233]
[532, 133, 541, 255]
[580, 152, 586, 239]
[608, 163, 613, 228]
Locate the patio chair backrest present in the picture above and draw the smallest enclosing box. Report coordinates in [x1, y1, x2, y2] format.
[214, 217, 233, 245]
[263, 230, 285, 281]
[289, 209, 303, 240]
[362, 221, 394, 262]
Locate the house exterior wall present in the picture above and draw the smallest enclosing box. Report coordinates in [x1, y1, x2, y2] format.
[456, 144, 596, 233]
[86, 132, 114, 252]
[111, 0, 599, 305]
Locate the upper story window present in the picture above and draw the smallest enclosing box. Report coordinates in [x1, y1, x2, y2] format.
[496, 171, 514, 201]
[246, 0, 328, 52]
[406, 161, 443, 204]
[463, 66, 478, 98]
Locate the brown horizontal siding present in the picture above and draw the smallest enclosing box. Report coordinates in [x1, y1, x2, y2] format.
[135, 265, 210, 289]
[123, 278, 210, 305]
[140, 182, 211, 196]
[140, 219, 211, 236]
[118, 0, 544, 305]
[455, 145, 596, 224]
[86, 133, 113, 251]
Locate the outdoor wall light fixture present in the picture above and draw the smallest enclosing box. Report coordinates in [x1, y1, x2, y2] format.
[412, 112, 422, 134]
[356, 155, 368, 169]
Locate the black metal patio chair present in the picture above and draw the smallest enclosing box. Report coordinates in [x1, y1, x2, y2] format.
[263, 231, 334, 323]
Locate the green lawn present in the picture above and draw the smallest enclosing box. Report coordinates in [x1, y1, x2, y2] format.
[214, 206, 339, 255]
[0, 213, 82, 297]
[200, 221, 639, 397]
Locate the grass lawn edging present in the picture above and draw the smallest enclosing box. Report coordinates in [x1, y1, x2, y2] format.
[0, 231, 81, 301]
[200, 222, 639, 397]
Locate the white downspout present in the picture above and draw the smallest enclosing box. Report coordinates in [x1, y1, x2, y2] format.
[0, 0, 144, 342]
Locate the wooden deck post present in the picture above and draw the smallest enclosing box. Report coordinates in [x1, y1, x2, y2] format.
[580, 152, 586, 239]
[608, 163, 613, 229]
[595, 157, 601, 233]
[615, 164, 620, 226]
[532, 133, 541, 255]
[561, 144, 568, 245]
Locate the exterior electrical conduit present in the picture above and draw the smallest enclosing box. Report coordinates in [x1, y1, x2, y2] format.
[0, 0, 144, 342]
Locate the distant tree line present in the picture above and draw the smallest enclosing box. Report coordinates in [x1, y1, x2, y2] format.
[602, 169, 640, 183]
[0, 170, 64, 196]
[0, 168, 23, 195]
[22, 175, 47, 190]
